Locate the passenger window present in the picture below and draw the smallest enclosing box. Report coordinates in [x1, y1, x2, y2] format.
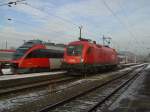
[26, 49, 64, 59]
[26, 50, 41, 58]
[26, 52, 33, 58]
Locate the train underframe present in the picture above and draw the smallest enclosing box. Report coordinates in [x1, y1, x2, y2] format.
[62, 62, 118, 75]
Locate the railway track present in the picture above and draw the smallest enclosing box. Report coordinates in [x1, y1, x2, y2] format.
[0, 72, 77, 95]
[86, 65, 147, 112]
[0, 63, 137, 95]
[0, 64, 144, 112]
[39, 64, 147, 112]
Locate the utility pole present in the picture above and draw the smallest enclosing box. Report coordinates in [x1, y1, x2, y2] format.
[79, 26, 82, 40]
[102, 35, 105, 45]
[1, 42, 3, 49]
[6, 40, 7, 49]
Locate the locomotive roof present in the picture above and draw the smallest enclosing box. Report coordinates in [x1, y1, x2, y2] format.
[68, 40, 102, 46]
[68, 40, 116, 51]
[69, 40, 91, 44]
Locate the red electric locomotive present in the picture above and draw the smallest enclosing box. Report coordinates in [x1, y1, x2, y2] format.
[1, 40, 65, 74]
[62, 38, 118, 73]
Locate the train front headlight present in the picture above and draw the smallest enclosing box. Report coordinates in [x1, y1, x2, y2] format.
[80, 58, 84, 63]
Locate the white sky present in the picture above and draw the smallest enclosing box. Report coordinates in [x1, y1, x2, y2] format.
[0, 0, 150, 55]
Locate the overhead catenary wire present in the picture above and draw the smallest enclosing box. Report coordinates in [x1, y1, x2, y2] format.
[21, 2, 79, 27]
[0, 0, 78, 30]
[0, 1, 77, 42]
[1, 0, 144, 53]
[23, 2, 100, 41]
[1, 17, 78, 46]
[21, 2, 93, 39]
[45, 0, 99, 39]
[116, 1, 147, 51]
[0, 0, 25, 7]
[1, 0, 99, 42]
[101, 0, 145, 54]
[101, 0, 136, 40]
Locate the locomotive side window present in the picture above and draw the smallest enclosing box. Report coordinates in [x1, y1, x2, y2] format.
[26, 50, 38, 58]
[67, 45, 83, 56]
[45, 49, 64, 58]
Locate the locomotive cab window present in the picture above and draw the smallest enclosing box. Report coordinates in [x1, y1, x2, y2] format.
[67, 45, 83, 56]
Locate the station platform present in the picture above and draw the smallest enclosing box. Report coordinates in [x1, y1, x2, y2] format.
[105, 64, 150, 112]
[0, 71, 66, 81]
[0, 71, 66, 92]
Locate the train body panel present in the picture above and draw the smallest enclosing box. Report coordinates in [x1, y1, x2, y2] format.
[50, 58, 63, 69]
[0, 40, 65, 74]
[63, 39, 118, 72]
[17, 44, 46, 68]
[19, 58, 50, 68]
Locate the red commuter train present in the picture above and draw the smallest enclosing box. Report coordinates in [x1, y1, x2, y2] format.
[1, 40, 65, 74]
[62, 38, 118, 73]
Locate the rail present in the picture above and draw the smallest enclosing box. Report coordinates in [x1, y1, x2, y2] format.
[86, 64, 147, 112]
[38, 64, 146, 112]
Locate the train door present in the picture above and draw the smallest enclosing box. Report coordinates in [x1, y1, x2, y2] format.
[48, 51, 63, 70]
[49, 58, 62, 69]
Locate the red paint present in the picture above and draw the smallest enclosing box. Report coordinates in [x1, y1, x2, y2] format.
[64, 40, 118, 66]
[18, 44, 49, 68]
[20, 58, 49, 68]
[0, 40, 64, 73]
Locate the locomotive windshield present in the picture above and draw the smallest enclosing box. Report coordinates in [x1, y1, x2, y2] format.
[12, 47, 29, 59]
[67, 45, 83, 56]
